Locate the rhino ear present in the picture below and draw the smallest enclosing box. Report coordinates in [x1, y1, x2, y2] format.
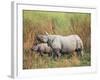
[45, 32, 49, 35]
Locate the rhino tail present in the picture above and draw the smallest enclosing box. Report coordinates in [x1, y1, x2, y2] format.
[78, 39, 84, 57]
[80, 41, 84, 56]
[76, 36, 84, 57]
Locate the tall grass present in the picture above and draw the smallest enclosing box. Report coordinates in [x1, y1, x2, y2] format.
[23, 10, 91, 69]
[69, 14, 91, 52]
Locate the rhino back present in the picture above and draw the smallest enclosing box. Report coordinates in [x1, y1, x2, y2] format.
[60, 35, 82, 52]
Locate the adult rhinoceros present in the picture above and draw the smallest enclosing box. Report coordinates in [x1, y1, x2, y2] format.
[37, 33, 84, 59]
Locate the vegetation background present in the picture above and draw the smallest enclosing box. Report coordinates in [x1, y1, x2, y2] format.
[23, 10, 91, 69]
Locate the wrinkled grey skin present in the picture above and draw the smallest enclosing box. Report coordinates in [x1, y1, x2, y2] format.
[31, 43, 52, 57]
[37, 34, 84, 59]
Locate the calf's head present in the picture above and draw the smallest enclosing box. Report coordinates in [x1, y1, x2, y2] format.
[31, 45, 38, 51]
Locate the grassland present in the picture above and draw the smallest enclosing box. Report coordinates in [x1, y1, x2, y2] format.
[23, 10, 91, 69]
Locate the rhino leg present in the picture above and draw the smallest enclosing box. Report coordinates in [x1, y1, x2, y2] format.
[39, 51, 43, 56]
[75, 48, 83, 57]
[53, 48, 61, 60]
[52, 52, 57, 60]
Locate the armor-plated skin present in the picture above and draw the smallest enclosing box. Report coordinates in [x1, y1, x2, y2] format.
[31, 43, 52, 57]
[37, 34, 84, 59]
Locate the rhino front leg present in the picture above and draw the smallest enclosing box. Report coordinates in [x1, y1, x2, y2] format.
[53, 48, 61, 60]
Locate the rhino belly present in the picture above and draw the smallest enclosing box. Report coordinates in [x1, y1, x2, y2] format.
[61, 40, 76, 53]
[61, 46, 74, 53]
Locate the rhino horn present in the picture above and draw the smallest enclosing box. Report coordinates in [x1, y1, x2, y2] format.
[45, 32, 49, 35]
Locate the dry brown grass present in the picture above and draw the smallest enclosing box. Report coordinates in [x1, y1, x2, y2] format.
[23, 49, 82, 69]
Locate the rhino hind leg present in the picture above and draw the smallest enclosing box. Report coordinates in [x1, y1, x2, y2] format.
[75, 48, 83, 57]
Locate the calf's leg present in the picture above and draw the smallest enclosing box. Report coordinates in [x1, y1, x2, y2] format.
[39, 51, 43, 56]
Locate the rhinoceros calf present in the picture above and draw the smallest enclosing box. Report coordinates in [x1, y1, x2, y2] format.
[37, 33, 84, 59]
[31, 43, 52, 57]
